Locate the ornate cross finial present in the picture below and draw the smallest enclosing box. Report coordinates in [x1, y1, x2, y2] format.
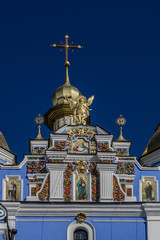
[116, 115, 127, 141]
[50, 35, 83, 86]
[34, 114, 44, 140]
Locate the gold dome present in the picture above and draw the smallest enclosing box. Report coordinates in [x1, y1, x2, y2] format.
[142, 123, 160, 156]
[52, 83, 81, 106]
[0, 132, 10, 151]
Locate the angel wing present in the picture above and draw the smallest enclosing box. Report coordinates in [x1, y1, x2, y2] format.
[65, 96, 77, 109]
[87, 95, 94, 106]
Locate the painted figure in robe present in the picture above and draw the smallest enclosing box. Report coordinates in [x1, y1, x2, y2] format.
[77, 177, 86, 200]
[144, 181, 152, 200]
[8, 181, 17, 201]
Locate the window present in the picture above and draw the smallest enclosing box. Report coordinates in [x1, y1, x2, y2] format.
[74, 229, 88, 240]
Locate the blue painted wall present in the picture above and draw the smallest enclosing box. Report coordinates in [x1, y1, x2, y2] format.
[15, 216, 147, 240]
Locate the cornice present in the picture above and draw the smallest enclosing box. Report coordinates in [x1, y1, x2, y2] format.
[94, 135, 113, 141]
[140, 148, 160, 166]
[1, 202, 145, 218]
[97, 164, 117, 172]
[46, 163, 68, 171]
[0, 147, 16, 165]
[142, 203, 160, 216]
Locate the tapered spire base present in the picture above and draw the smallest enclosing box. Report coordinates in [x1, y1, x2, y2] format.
[35, 126, 43, 140]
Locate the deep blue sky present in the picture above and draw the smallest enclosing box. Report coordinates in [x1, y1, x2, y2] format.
[0, 0, 160, 163]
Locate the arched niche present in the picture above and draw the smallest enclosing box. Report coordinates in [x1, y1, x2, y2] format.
[72, 170, 91, 201]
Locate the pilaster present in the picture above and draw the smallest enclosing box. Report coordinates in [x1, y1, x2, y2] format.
[143, 203, 160, 240]
[97, 164, 117, 202]
[46, 163, 67, 201]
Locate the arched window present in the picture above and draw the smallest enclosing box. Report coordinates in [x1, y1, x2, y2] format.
[74, 229, 88, 240]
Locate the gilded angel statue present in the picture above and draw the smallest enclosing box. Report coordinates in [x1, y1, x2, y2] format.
[66, 95, 94, 125]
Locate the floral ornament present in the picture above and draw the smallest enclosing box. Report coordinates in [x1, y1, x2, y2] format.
[50, 141, 66, 150]
[89, 163, 99, 201]
[63, 163, 74, 202]
[116, 162, 135, 175]
[30, 178, 44, 196]
[100, 160, 113, 164]
[125, 163, 134, 174]
[27, 161, 47, 174]
[48, 159, 63, 163]
[127, 188, 132, 196]
[38, 175, 50, 201]
[116, 148, 129, 156]
[116, 162, 125, 174]
[33, 147, 46, 154]
[97, 142, 112, 152]
[113, 175, 125, 201]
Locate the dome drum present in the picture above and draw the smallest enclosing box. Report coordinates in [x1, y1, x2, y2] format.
[44, 104, 91, 132]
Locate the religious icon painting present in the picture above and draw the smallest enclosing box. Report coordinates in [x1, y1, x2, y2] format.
[142, 178, 157, 202]
[72, 138, 89, 154]
[76, 175, 88, 200]
[3, 176, 23, 201]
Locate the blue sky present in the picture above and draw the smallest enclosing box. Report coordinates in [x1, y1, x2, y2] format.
[0, 0, 160, 163]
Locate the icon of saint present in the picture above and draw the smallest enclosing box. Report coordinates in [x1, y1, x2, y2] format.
[144, 181, 152, 200]
[77, 177, 86, 200]
[8, 181, 17, 201]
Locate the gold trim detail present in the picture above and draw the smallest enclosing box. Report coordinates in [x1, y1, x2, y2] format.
[67, 128, 96, 140]
[76, 212, 86, 222]
[74, 160, 88, 174]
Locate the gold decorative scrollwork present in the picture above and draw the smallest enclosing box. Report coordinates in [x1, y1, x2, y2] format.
[76, 212, 86, 222]
[66, 128, 97, 154]
[91, 141, 97, 154]
[74, 160, 88, 174]
[67, 128, 96, 140]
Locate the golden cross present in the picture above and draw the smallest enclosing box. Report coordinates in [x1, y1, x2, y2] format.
[50, 35, 82, 67]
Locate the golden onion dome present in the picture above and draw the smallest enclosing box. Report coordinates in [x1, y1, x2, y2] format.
[142, 123, 160, 156]
[0, 131, 10, 151]
[52, 83, 81, 106]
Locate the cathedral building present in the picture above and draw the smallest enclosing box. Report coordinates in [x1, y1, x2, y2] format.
[0, 35, 160, 240]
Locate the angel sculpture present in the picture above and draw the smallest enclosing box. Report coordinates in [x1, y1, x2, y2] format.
[66, 95, 94, 125]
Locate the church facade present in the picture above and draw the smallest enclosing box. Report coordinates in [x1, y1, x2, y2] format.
[0, 35, 160, 240]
